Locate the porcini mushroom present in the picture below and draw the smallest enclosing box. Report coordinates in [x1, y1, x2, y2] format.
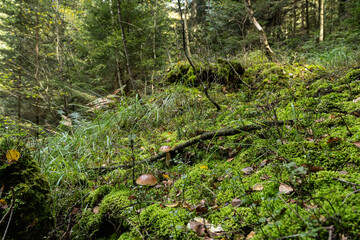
[159, 145, 172, 166]
[136, 174, 157, 186]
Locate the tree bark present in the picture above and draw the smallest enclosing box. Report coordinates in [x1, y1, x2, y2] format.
[153, 0, 157, 60]
[243, 0, 276, 59]
[319, 0, 324, 41]
[116, 0, 141, 97]
[305, 0, 309, 33]
[184, 0, 192, 58]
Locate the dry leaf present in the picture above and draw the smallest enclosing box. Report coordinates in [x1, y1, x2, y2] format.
[241, 167, 253, 175]
[208, 224, 225, 237]
[279, 183, 293, 194]
[227, 158, 234, 162]
[315, 117, 325, 123]
[231, 198, 242, 207]
[93, 206, 100, 214]
[165, 203, 179, 208]
[259, 159, 270, 167]
[252, 184, 264, 191]
[0, 199, 8, 209]
[353, 97, 360, 103]
[353, 141, 360, 149]
[260, 174, 271, 180]
[176, 189, 183, 197]
[327, 137, 342, 145]
[71, 207, 80, 215]
[303, 203, 317, 210]
[187, 221, 206, 236]
[301, 164, 324, 173]
[246, 231, 256, 239]
[339, 170, 348, 175]
[200, 165, 209, 170]
[128, 195, 136, 200]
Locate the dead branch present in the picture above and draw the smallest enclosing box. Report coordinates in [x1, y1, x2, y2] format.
[90, 120, 293, 172]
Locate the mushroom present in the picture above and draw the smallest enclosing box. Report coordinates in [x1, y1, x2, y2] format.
[136, 174, 157, 186]
[159, 145, 172, 166]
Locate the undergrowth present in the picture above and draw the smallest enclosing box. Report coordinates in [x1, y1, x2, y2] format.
[2, 48, 360, 239]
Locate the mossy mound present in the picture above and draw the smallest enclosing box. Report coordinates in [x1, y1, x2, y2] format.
[0, 140, 54, 239]
[166, 58, 245, 89]
[72, 186, 131, 239]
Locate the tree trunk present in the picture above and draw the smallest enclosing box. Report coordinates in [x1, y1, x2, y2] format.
[243, 0, 276, 59]
[109, 0, 124, 93]
[153, 0, 157, 60]
[116, 0, 141, 97]
[319, 0, 324, 41]
[35, 1, 41, 130]
[177, 0, 221, 111]
[306, 0, 309, 33]
[184, 0, 192, 58]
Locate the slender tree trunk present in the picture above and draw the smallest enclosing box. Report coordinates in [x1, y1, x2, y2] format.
[319, 0, 324, 41]
[109, 0, 124, 93]
[35, 2, 41, 129]
[293, 6, 297, 37]
[153, 0, 157, 60]
[306, 0, 309, 33]
[301, 2, 305, 34]
[116, 0, 141, 97]
[243, 0, 276, 59]
[177, 0, 221, 111]
[183, 0, 192, 58]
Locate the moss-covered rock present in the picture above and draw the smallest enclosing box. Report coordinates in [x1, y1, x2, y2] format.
[0, 140, 54, 239]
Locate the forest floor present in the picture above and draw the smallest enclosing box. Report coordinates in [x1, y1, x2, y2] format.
[1, 50, 360, 239]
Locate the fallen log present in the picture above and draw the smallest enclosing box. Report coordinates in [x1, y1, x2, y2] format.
[90, 120, 294, 172]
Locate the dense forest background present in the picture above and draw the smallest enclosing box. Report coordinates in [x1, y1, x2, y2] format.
[0, 0, 359, 127]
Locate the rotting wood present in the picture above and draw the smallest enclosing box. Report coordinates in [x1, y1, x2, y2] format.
[90, 120, 294, 172]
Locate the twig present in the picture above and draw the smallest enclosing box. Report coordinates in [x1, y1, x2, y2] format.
[328, 225, 334, 240]
[342, 189, 360, 204]
[1, 187, 15, 240]
[275, 226, 334, 240]
[278, 194, 307, 225]
[332, 178, 360, 187]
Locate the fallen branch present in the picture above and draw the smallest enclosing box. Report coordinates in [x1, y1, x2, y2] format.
[90, 120, 293, 172]
[343, 189, 360, 204]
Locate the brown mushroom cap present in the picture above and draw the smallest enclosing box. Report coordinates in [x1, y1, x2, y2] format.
[159, 145, 172, 152]
[136, 174, 157, 186]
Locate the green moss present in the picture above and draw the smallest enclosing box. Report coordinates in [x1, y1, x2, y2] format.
[0, 140, 54, 239]
[138, 204, 194, 239]
[342, 68, 360, 83]
[165, 59, 245, 89]
[73, 186, 131, 239]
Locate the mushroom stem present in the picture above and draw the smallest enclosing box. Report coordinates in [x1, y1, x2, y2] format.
[165, 152, 171, 166]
